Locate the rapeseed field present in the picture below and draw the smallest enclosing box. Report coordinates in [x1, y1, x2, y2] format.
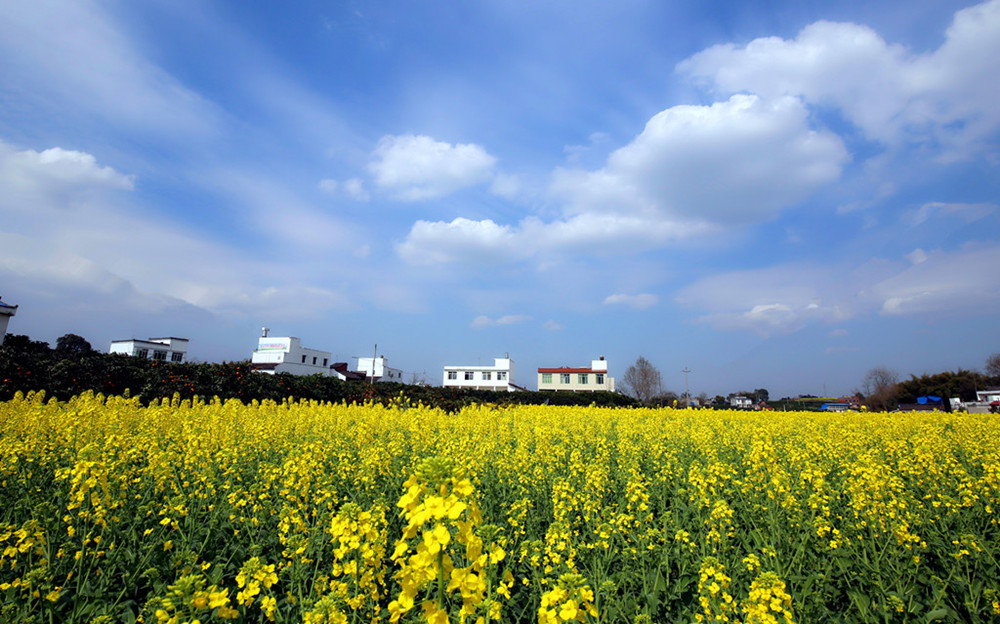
[1, 391, 998, 623]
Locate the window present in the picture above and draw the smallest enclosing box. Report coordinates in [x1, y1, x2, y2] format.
[542, 373, 552, 384]
[464, 371, 474, 380]
[579, 374, 588, 384]
[171, 352, 184, 362]
[302, 355, 307, 363]
[312, 356, 317, 365]
[560, 373, 571, 384]
[483, 372, 492, 381]
[497, 371, 507, 380]
[153, 351, 167, 361]
[323, 358, 328, 367]
[447, 371, 457, 380]
[136, 348, 149, 358]
[596, 373, 604, 385]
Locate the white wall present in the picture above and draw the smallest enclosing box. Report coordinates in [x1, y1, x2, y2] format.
[442, 357, 515, 390]
[252, 336, 334, 376]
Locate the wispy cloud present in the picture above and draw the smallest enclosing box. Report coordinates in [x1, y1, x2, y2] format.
[471, 314, 532, 329]
[603, 294, 659, 310]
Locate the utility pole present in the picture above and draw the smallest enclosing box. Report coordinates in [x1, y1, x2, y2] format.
[682, 367, 691, 408]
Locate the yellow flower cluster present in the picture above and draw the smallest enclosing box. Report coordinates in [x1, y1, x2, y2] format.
[538, 573, 598, 624]
[389, 456, 511, 624]
[695, 557, 735, 623]
[741, 571, 795, 624]
[1, 391, 999, 623]
[153, 573, 238, 623]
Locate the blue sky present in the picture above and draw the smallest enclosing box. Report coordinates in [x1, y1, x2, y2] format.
[2, 0, 998, 398]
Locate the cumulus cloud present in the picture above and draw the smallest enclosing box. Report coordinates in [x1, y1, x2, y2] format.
[397, 218, 521, 265]
[543, 320, 564, 331]
[471, 314, 532, 328]
[0, 141, 133, 208]
[556, 95, 848, 224]
[398, 95, 843, 266]
[603, 293, 658, 310]
[397, 213, 715, 265]
[678, 0, 1000, 155]
[369, 134, 497, 200]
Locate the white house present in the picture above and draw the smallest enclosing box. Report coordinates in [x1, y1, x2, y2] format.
[356, 356, 404, 383]
[730, 395, 753, 409]
[110, 337, 188, 363]
[537, 357, 615, 392]
[250, 332, 335, 376]
[0, 297, 17, 345]
[443, 356, 517, 391]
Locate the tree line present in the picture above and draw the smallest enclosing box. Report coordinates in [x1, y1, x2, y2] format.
[618, 353, 1000, 411]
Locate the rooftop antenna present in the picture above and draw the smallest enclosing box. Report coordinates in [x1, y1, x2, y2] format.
[261, 327, 269, 338]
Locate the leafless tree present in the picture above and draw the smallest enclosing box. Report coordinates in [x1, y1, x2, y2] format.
[620, 356, 663, 404]
[862, 366, 899, 411]
[985, 353, 1000, 377]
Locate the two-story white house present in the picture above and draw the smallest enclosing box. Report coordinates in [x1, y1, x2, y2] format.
[537, 357, 615, 392]
[251, 333, 334, 376]
[443, 356, 517, 391]
[0, 297, 17, 345]
[110, 337, 189, 362]
[356, 355, 404, 383]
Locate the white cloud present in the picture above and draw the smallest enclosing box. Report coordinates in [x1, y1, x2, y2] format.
[397, 218, 521, 265]
[0, 0, 218, 140]
[906, 248, 928, 265]
[397, 213, 716, 266]
[904, 202, 996, 227]
[318, 179, 338, 194]
[678, 243, 1000, 335]
[369, 134, 497, 200]
[874, 245, 1000, 316]
[471, 314, 531, 329]
[556, 95, 847, 224]
[676, 265, 853, 336]
[829, 328, 849, 337]
[398, 73, 847, 267]
[603, 293, 659, 310]
[678, 0, 1000, 156]
[543, 320, 564, 331]
[0, 141, 133, 209]
[0, 140, 357, 321]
